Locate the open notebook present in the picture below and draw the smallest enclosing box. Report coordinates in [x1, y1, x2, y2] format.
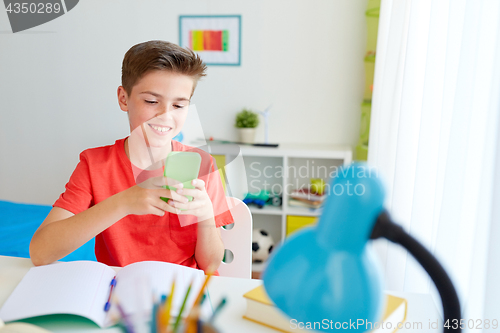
[0, 261, 210, 328]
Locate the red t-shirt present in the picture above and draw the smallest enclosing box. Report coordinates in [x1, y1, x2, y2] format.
[54, 138, 234, 268]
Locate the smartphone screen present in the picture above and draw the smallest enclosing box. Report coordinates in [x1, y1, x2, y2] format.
[162, 152, 202, 204]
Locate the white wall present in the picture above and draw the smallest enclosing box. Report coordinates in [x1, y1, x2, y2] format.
[0, 0, 367, 204]
[484, 100, 500, 320]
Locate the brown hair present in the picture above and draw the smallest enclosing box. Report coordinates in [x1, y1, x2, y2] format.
[121, 40, 207, 96]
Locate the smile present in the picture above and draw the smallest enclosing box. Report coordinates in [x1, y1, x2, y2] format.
[148, 124, 172, 135]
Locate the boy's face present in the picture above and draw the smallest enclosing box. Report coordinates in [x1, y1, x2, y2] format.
[118, 70, 194, 148]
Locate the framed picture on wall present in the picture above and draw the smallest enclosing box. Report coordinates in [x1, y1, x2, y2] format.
[179, 15, 241, 66]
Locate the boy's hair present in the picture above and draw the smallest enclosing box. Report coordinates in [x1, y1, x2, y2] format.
[121, 40, 207, 96]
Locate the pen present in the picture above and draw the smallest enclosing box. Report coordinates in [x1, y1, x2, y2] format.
[104, 276, 117, 312]
[113, 296, 135, 333]
[197, 319, 202, 333]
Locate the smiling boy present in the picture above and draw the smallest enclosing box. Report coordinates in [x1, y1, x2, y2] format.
[29, 41, 234, 273]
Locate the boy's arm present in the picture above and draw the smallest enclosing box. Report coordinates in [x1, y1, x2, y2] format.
[29, 196, 126, 266]
[195, 217, 224, 273]
[30, 181, 186, 266]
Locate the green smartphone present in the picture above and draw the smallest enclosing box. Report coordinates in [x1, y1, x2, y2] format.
[161, 152, 202, 205]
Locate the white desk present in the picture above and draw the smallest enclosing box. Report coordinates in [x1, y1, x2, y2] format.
[0, 256, 442, 333]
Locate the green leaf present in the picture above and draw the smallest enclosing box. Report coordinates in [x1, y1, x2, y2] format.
[235, 109, 259, 128]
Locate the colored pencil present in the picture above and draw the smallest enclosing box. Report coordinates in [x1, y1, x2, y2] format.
[151, 299, 158, 333]
[209, 298, 227, 325]
[160, 280, 175, 331]
[172, 279, 194, 333]
[192, 273, 213, 307]
[184, 273, 212, 333]
[185, 306, 200, 333]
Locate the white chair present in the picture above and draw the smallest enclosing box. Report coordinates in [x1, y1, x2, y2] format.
[218, 197, 253, 279]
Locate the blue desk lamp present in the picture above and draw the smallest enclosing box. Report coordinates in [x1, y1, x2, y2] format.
[263, 164, 461, 332]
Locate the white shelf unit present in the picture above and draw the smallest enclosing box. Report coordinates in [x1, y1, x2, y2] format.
[199, 142, 353, 244]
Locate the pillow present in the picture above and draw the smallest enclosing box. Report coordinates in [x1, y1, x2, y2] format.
[0, 200, 96, 261]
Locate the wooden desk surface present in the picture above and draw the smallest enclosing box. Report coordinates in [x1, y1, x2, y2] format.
[0, 256, 442, 333]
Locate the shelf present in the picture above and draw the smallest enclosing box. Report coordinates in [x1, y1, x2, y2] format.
[238, 143, 352, 159]
[250, 205, 324, 217]
[249, 205, 283, 215]
[188, 140, 352, 160]
[197, 141, 352, 244]
[286, 206, 323, 217]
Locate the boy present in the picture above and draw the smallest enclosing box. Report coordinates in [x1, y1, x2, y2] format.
[29, 40, 234, 273]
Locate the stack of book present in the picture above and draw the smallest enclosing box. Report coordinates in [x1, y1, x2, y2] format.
[288, 189, 326, 210]
[243, 285, 408, 333]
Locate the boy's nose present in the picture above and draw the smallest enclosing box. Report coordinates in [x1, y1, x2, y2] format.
[156, 107, 174, 119]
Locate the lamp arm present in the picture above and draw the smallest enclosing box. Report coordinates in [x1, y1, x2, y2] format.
[370, 211, 461, 332]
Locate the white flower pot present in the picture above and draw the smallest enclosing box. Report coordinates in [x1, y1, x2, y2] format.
[238, 128, 256, 144]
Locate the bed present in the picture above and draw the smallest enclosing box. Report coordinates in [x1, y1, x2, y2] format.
[0, 200, 96, 261]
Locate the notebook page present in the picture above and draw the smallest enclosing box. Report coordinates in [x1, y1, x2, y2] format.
[110, 261, 210, 325]
[0, 261, 116, 327]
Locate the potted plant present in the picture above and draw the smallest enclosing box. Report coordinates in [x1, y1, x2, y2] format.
[235, 108, 259, 143]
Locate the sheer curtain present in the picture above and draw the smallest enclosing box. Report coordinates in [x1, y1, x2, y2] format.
[368, 0, 500, 326]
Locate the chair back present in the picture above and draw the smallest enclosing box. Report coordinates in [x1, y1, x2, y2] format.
[218, 197, 253, 278]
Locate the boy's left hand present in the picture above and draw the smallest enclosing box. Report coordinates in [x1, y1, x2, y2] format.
[167, 179, 214, 222]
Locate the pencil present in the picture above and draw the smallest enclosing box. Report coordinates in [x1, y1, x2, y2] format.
[151, 299, 158, 333]
[161, 280, 175, 331]
[185, 272, 213, 327]
[156, 294, 166, 332]
[186, 273, 212, 333]
[185, 306, 200, 333]
[209, 298, 227, 325]
[192, 273, 213, 307]
[172, 278, 194, 333]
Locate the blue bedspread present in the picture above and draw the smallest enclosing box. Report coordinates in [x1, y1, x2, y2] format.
[0, 200, 96, 261]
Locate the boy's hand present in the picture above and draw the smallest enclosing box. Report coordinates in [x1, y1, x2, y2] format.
[166, 179, 215, 222]
[118, 176, 188, 217]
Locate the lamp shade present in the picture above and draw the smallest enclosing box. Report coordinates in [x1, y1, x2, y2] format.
[263, 164, 385, 331]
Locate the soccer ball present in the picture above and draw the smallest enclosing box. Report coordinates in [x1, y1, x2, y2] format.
[252, 229, 275, 263]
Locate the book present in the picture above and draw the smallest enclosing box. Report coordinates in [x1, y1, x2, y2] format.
[288, 199, 322, 210]
[290, 189, 325, 202]
[0, 261, 209, 328]
[291, 197, 323, 207]
[243, 285, 407, 333]
[0, 319, 50, 333]
[243, 285, 308, 333]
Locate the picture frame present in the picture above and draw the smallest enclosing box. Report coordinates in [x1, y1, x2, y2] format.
[179, 15, 241, 66]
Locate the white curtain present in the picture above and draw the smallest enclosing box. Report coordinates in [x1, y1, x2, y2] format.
[368, 0, 500, 327]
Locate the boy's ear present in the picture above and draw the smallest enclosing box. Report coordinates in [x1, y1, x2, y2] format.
[117, 86, 129, 112]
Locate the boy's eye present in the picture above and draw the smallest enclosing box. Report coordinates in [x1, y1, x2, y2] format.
[174, 105, 185, 109]
[145, 100, 157, 104]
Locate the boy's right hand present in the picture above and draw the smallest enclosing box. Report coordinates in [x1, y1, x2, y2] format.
[117, 176, 189, 217]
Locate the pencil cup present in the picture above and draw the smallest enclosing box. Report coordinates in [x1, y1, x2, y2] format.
[199, 322, 220, 333]
[154, 321, 220, 333]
